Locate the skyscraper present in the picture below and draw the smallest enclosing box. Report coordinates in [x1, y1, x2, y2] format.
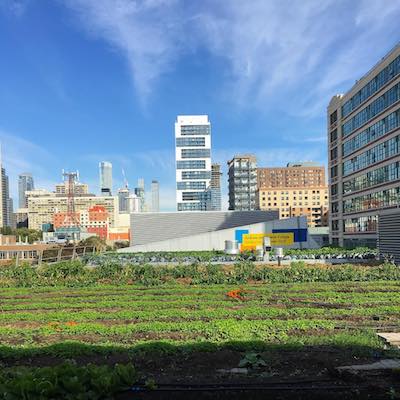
[228, 154, 257, 211]
[209, 163, 222, 211]
[18, 173, 34, 208]
[118, 188, 130, 213]
[134, 178, 145, 212]
[175, 115, 212, 211]
[99, 161, 112, 196]
[327, 44, 400, 247]
[0, 165, 12, 228]
[151, 180, 159, 212]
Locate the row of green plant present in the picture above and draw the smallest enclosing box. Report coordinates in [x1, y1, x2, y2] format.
[0, 304, 399, 324]
[3, 287, 400, 306]
[103, 246, 378, 259]
[0, 260, 398, 287]
[0, 362, 136, 400]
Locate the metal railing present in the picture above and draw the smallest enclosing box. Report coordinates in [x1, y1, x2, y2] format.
[13, 246, 97, 266]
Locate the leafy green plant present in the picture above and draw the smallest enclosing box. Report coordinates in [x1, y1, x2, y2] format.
[0, 362, 137, 399]
[239, 352, 267, 369]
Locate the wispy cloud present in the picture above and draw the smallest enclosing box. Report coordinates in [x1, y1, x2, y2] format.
[64, 0, 182, 105]
[62, 0, 400, 114]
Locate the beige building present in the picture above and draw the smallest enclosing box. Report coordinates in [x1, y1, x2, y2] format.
[256, 163, 328, 227]
[26, 190, 118, 230]
[55, 182, 89, 195]
[258, 162, 326, 188]
[257, 187, 329, 227]
[328, 44, 400, 247]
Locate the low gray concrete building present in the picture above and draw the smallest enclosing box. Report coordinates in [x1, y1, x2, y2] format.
[121, 210, 317, 252]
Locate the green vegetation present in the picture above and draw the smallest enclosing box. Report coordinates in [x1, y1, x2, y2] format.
[0, 281, 398, 356]
[0, 227, 42, 244]
[0, 260, 398, 287]
[1, 259, 399, 398]
[0, 362, 136, 399]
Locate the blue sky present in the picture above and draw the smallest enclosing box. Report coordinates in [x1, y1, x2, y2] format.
[1, 0, 400, 210]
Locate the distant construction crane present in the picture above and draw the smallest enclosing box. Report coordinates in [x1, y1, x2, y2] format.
[122, 168, 129, 189]
[61, 170, 80, 229]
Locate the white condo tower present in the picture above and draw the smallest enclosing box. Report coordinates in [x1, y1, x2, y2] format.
[175, 115, 212, 211]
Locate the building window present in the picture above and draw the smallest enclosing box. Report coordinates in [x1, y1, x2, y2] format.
[181, 149, 210, 158]
[176, 137, 206, 147]
[180, 125, 210, 136]
[330, 128, 338, 143]
[330, 110, 337, 126]
[177, 160, 206, 169]
[330, 147, 338, 161]
[342, 81, 400, 137]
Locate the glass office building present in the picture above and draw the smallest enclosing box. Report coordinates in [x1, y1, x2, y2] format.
[327, 44, 400, 247]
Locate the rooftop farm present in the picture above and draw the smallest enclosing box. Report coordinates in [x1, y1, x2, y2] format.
[0, 256, 399, 399]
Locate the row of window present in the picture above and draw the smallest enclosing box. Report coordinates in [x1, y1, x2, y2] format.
[342, 54, 400, 118]
[181, 149, 210, 159]
[344, 215, 378, 233]
[177, 181, 207, 190]
[342, 81, 400, 137]
[343, 134, 400, 176]
[180, 125, 210, 135]
[176, 160, 206, 170]
[182, 191, 210, 201]
[177, 202, 206, 211]
[343, 186, 400, 213]
[263, 202, 325, 207]
[342, 109, 400, 157]
[343, 161, 400, 195]
[181, 171, 211, 180]
[176, 137, 205, 147]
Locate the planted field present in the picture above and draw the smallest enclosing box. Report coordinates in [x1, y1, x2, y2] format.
[1, 281, 400, 356]
[1, 268, 400, 399]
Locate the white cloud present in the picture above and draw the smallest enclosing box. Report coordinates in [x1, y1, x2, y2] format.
[63, 0, 400, 114]
[64, 0, 182, 104]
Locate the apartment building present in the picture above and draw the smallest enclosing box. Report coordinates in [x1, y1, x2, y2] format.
[257, 163, 328, 227]
[55, 181, 89, 196]
[53, 205, 109, 239]
[175, 115, 212, 211]
[258, 162, 326, 188]
[228, 155, 257, 210]
[209, 163, 222, 211]
[328, 44, 400, 247]
[257, 187, 329, 227]
[26, 190, 118, 230]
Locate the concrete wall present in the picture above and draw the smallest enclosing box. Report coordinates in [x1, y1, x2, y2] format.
[130, 210, 279, 246]
[122, 215, 315, 252]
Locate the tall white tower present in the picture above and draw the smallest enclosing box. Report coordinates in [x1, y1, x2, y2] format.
[175, 115, 212, 211]
[151, 180, 159, 212]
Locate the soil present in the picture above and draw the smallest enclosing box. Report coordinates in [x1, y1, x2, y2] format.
[1, 346, 399, 399]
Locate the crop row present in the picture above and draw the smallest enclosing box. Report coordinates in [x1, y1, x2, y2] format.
[1, 261, 399, 287]
[0, 304, 399, 325]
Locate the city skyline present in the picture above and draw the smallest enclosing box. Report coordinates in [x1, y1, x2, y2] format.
[1, 2, 399, 211]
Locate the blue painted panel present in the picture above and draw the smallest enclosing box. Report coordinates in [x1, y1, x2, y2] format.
[235, 229, 249, 243]
[272, 228, 308, 242]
